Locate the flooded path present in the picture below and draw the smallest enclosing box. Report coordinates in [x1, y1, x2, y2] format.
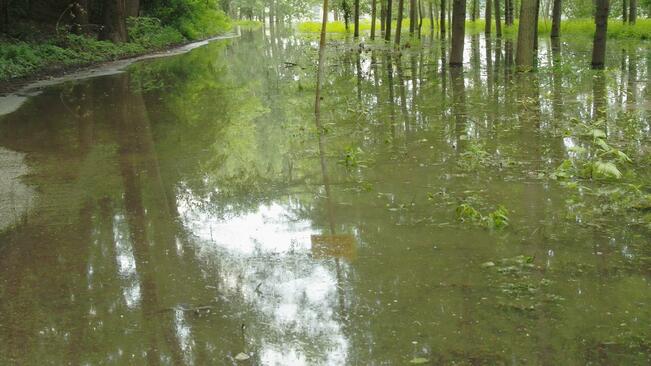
[0, 29, 650, 364]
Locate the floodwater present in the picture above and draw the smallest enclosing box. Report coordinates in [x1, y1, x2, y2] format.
[0, 28, 650, 365]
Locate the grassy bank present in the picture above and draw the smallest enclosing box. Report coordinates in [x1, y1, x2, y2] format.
[0, 16, 231, 82]
[297, 18, 651, 41]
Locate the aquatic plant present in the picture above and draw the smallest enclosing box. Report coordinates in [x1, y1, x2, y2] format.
[456, 202, 509, 229]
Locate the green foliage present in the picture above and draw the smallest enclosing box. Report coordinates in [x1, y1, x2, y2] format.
[0, 35, 145, 80]
[145, 0, 231, 40]
[554, 124, 631, 181]
[339, 146, 367, 168]
[456, 202, 510, 229]
[0, 10, 227, 81]
[127, 17, 185, 48]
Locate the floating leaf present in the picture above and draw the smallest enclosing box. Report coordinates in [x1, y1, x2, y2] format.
[592, 161, 622, 179]
[234, 352, 250, 361]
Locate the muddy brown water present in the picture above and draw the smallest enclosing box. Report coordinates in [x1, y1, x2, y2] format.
[0, 29, 650, 365]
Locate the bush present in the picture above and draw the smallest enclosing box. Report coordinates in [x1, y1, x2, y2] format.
[127, 17, 185, 48]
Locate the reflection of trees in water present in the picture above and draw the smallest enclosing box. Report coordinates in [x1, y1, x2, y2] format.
[1, 30, 651, 365]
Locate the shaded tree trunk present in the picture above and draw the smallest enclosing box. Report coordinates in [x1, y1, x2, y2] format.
[440, 0, 446, 36]
[515, 0, 537, 70]
[533, 0, 540, 49]
[629, 0, 636, 23]
[485, 0, 492, 34]
[471, 0, 478, 20]
[506, 0, 514, 24]
[380, 0, 386, 34]
[449, 0, 466, 66]
[0, 0, 8, 33]
[550, 0, 561, 37]
[591, 0, 609, 69]
[126, 0, 139, 17]
[385, 0, 393, 40]
[622, 0, 628, 22]
[395, 0, 405, 45]
[354, 0, 360, 37]
[371, 0, 377, 39]
[410, 0, 416, 34]
[429, 1, 434, 32]
[101, 0, 128, 42]
[495, 0, 502, 36]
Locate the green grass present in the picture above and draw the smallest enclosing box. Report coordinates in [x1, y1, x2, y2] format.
[0, 16, 229, 82]
[298, 18, 651, 40]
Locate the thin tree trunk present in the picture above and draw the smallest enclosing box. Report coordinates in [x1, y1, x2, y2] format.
[515, 0, 537, 70]
[495, 0, 502, 36]
[410, 0, 416, 34]
[506, 0, 513, 24]
[591, 0, 609, 69]
[385, 0, 393, 40]
[440, 0, 446, 36]
[371, 0, 378, 39]
[316, 0, 329, 114]
[395, 0, 405, 45]
[486, 0, 492, 34]
[354, 0, 360, 37]
[629, 0, 636, 23]
[380, 0, 386, 33]
[418, 0, 423, 37]
[550, 0, 561, 37]
[449, 0, 466, 66]
[533, 0, 540, 49]
[622, 0, 628, 22]
[429, 1, 434, 32]
[471, 0, 478, 20]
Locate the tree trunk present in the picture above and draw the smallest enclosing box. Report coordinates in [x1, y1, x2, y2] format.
[395, 0, 405, 45]
[550, 0, 561, 37]
[622, 0, 628, 22]
[418, 0, 423, 37]
[533, 0, 540, 49]
[101, 0, 128, 43]
[495, 0, 502, 36]
[449, 0, 466, 66]
[380, 0, 386, 34]
[485, 0, 492, 34]
[385, 0, 393, 40]
[429, 1, 434, 32]
[471, 0, 478, 20]
[629, 0, 636, 23]
[0, 0, 8, 33]
[440, 0, 446, 36]
[354, 0, 360, 37]
[591, 0, 609, 69]
[515, 0, 537, 71]
[126, 0, 139, 17]
[371, 0, 377, 39]
[410, 0, 416, 34]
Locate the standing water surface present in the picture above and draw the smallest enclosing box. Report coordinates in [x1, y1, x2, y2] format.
[0, 29, 650, 365]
